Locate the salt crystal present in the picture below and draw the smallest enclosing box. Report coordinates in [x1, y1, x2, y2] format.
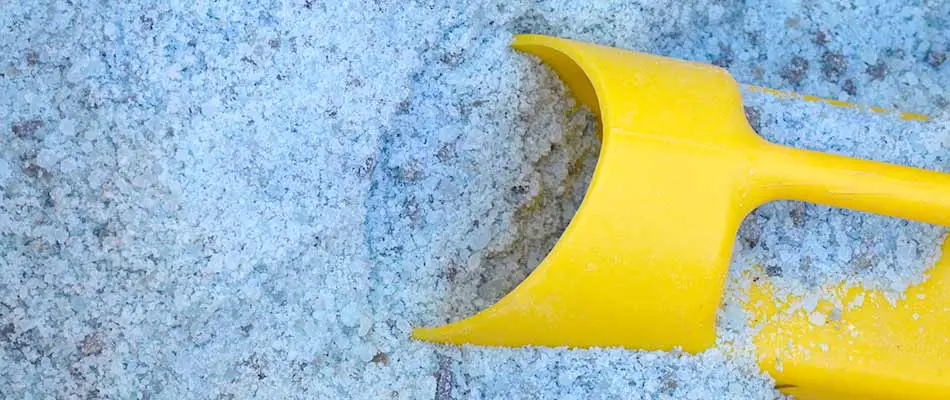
[339, 302, 360, 328]
[687, 388, 705, 399]
[356, 342, 377, 363]
[35, 148, 61, 170]
[58, 119, 77, 136]
[203, 96, 222, 115]
[396, 319, 411, 334]
[808, 312, 827, 326]
[0, 160, 10, 182]
[728, 382, 744, 393]
[358, 314, 373, 337]
[103, 22, 118, 39]
[849, 294, 865, 309]
[802, 293, 820, 313]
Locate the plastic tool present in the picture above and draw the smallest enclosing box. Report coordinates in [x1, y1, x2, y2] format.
[413, 34, 950, 399]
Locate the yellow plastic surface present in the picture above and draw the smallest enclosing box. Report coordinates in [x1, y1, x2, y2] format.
[413, 34, 950, 398]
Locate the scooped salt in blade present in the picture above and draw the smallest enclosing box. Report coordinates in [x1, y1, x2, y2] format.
[412, 34, 950, 397]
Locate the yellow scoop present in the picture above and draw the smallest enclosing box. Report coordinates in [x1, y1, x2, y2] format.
[413, 34, 950, 399]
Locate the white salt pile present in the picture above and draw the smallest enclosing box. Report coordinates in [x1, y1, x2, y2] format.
[1, 0, 947, 398]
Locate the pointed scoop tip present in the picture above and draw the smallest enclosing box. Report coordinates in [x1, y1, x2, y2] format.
[409, 326, 436, 341]
[410, 324, 465, 345]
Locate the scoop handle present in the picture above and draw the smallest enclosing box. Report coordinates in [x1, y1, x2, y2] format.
[756, 142, 950, 227]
